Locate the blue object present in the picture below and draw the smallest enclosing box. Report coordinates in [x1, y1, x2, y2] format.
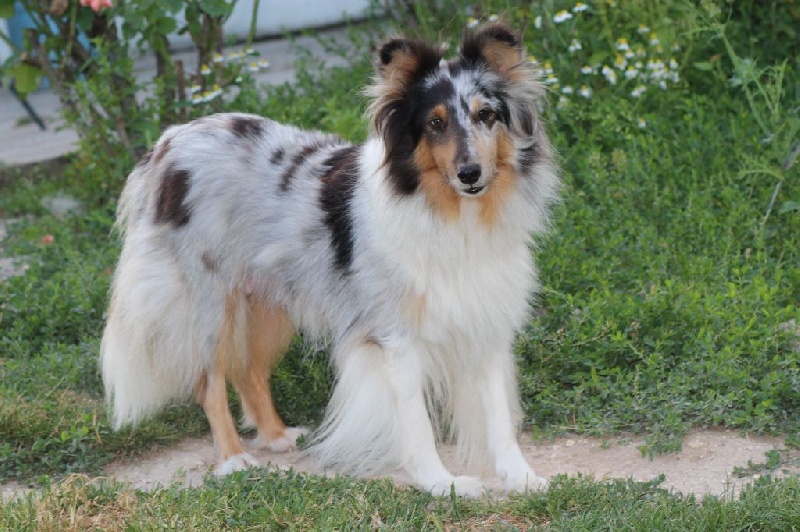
[7, 1, 95, 90]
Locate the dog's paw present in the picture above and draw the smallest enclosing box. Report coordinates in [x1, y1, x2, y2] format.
[251, 426, 310, 453]
[501, 469, 549, 493]
[426, 475, 487, 498]
[215, 452, 259, 476]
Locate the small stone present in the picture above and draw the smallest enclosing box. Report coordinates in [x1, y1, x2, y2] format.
[779, 320, 800, 354]
[41, 193, 84, 218]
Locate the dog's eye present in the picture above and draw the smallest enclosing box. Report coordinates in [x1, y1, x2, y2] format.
[428, 117, 445, 131]
[476, 108, 496, 124]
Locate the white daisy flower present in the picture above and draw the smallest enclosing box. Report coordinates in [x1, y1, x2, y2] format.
[637, 117, 647, 128]
[488, 14, 499, 22]
[601, 65, 617, 85]
[562, 85, 574, 94]
[631, 85, 646, 98]
[625, 67, 638, 80]
[544, 74, 559, 85]
[534, 15, 542, 29]
[467, 17, 479, 28]
[554, 10, 573, 23]
[615, 38, 629, 51]
[637, 24, 650, 34]
[213, 53, 224, 64]
[649, 33, 660, 46]
[573, 2, 588, 12]
[543, 61, 554, 75]
[578, 85, 592, 98]
[557, 95, 569, 109]
[581, 65, 593, 75]
[200, 64, 211, 75]
[568, 39, 582, 53]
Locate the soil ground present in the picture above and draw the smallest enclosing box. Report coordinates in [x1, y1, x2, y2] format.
[1, 429, 785, 502]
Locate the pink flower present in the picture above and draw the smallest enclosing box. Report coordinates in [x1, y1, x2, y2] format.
[80, 0, 113, 12]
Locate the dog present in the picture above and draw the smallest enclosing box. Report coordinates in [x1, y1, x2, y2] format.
[100, 23, 559, 496]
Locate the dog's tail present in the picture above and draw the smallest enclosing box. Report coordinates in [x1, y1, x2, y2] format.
[100, 166, 222, 429]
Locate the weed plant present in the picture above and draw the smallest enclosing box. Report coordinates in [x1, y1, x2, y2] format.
[0, 1, 799, 519]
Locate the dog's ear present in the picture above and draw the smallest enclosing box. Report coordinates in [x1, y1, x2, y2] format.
[375, 37, 443, 87]
[459, 23, 523, 75]
[367, 37, 443, 138]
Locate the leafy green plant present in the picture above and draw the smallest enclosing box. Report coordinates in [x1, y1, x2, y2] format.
[689, 1, 799, 225]
[0, 0, 268, 181]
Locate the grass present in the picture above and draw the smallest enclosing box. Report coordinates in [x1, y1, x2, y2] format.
[1, 0, 800, 526]
[2, 473, 800, 530]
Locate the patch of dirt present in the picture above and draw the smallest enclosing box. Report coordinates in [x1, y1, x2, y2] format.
[96, 429, 798, 500]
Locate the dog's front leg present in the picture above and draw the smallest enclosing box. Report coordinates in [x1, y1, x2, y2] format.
[387, 345, 486, 497]
[480, 353, 548, 492]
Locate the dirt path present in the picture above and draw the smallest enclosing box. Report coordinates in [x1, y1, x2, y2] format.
[95, 429, 797, 500]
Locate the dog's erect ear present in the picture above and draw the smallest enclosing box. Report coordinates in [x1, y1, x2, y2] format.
[375, 37, 443, 86]
[460, 23, 524, 74]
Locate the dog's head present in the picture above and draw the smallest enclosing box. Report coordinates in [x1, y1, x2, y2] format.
[368, 23, 546, 221]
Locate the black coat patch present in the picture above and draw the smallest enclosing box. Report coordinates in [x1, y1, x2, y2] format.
[280, 139, 336, 192]
[320, 146, 360, 272]
[201, 250, 217, 272]
[137, 148, 153, 167]
[270, 148, 285, 165]
[155, 166, 191, 227]
[518, 144, 538, 175]
[229, 116, 266, 139]
[152, 137, 172, 165]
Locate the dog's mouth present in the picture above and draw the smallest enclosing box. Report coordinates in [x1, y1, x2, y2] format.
[458, 185, 486, 198]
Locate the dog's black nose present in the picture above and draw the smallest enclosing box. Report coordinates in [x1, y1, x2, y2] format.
[457, 164, 481, 185]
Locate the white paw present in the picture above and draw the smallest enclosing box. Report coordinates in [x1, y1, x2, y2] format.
[214, 452, 259, 476]
[251, 427, 310, 453]
[502, 469, 549, 493]
[426, 475, 487, 498]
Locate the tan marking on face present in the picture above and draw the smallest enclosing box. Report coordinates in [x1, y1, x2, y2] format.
[477, 129, 517, 227]
[414, 128, 461, 221]
[470, 97, 499, 129]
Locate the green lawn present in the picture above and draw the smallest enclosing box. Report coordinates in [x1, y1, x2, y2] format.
[1, 0, 799, 527]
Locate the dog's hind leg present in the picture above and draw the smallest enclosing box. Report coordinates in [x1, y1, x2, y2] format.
[196, 294, 259, 475]
[231, 298, 308, 452]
